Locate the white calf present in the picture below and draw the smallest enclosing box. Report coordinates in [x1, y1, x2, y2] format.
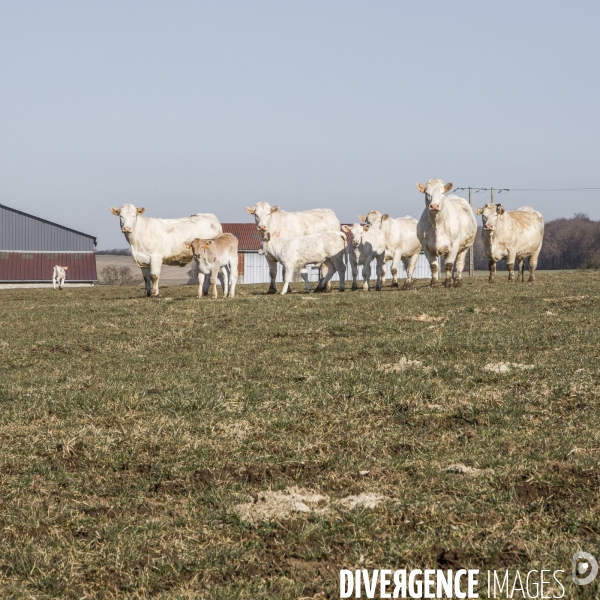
[53, 266, 68, 290]
[186, 233, 239, 299]
[342, 223, 386, 291]
[258, 231, 347, 295]
[359, 210, 422, 288]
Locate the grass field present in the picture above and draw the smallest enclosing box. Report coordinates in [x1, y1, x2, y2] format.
[0, 271, 599, 599]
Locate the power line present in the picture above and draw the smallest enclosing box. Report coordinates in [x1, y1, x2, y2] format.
[453, 187, 600, 193]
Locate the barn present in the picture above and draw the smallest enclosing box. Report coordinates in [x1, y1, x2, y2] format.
[0, 203, 97, 287]
[222, 223, 433, 284]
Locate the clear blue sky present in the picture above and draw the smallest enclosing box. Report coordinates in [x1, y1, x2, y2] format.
[1, 1, 599, 249]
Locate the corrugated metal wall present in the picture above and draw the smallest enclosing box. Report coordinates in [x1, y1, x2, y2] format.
[241, 252, 435, 284]
[0, 252, 97, 282]
[0, 204, 95, 251]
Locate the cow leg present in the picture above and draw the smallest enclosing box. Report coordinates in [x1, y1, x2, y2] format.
[507, 254, 516, 283]
[528, 245, 541, 283]
[300, 268, 311, 293]
[425, 250, 439, 287]
[403, 252, 419, 289]
[197, 272, 206, 298]
[149, 261, 161, 297]
[388, 253, 399, 288]
[332, 254, 346, 292]
[517, 257, 525, 283]
[280, 264, 293, 295]
[140, 267, 152, 296]
[229, 256, 238, 298]
[375, 255, 384, 291]
[362, 259, 371, 291]
[53, 275, 56, 290]
[350, 255, 358, 290]
[488, 260, 497, 283]
[318, 262, 332, 292]
[453, 248, 468, 287]
[444, 261, 454, 288]
[281, 265, 293, 293]
[267, 257, 278, 294]
[217, 268, 227, 298]
[59, 277, 64, 290]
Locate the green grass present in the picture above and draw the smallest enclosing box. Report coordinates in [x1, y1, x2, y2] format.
[0, 271, 599, 598]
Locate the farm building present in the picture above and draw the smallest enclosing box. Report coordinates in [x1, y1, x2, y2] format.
[222, 223, 433, 284]
[0, 203, 97, 287]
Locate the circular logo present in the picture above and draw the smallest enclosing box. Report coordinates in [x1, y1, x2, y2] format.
[572, 552, 598, 586]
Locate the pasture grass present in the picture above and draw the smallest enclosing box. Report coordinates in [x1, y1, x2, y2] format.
[0, 271, 599, 598]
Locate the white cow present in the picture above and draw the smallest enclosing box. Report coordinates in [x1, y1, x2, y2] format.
[110, 204, 222, 297]
[258, 231, 347, 295]
[342, 223, 386, 291]
[416, 179, 477, 287]
[186, 233, 239, 299]
[359, 210, 422, 288]
[245, 202, 341, 293]
[53, 266, 68, 290]
[475, 203, 544, 283]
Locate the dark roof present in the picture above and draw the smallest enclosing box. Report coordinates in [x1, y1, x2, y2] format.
[221, 223, 352, 251]
[0, 251, 97, 282]
[0, 203, 97, 245]
[222, 223, 263, 251]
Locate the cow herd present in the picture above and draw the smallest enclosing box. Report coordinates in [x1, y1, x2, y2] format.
[105, 178, 545, 298]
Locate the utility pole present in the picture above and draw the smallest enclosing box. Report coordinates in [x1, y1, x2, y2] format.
[468, 187, 474, 276]
[491, 187, 495, 204]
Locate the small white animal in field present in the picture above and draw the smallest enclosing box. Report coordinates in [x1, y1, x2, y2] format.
[258, 231, 346, 295]
[110, 204, 222, 297]
[53, 266, 68, 290]
[245, 202, 341, 293]
[416, 179, 477, 288]
[342, 223, 386, 291]
[475, 203, 544, 283]
[359, 210, 422, 288]
[186, 233, 239, 299]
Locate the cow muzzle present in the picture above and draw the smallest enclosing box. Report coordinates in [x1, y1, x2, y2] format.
[484, 224, 494, 231]
[122, 226, 132, 233]
[258, 225, 267, 231]
[429, 204, 441, 212]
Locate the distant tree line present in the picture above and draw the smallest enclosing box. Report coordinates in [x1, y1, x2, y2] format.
[472, 213, 600, 270]
[95, 248, 132, 255]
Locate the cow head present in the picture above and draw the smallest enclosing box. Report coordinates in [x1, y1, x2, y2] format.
[111, 204, 145, 234]
[343, 223, 369, 247]
[257, 232, 272, 256]
[245, 202, 279, 235]
[186, 239, 212, 258]
[475, 203, 505, 232]
[360, 210, 388, 228]
[416, 179, 453, 214]
[63, 266, 68, 270]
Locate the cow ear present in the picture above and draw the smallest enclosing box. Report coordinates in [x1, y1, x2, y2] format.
[382, 214, 389, 221]
[270, 206, 279, 213]
[496, 204, 505, 215]
[184, 242, 191, 249]
[341, 225, 350, 233]
[245, 206, 255, 215]
[358, 214, 367, 222]
[136, 207, 145, 215]
[265, 232, 271, 241]
[363, 224, 370, 231]
[110, 207, 120, 215]
[444, 182, 453, 192]
[416, 183, 426, 193]
[474, 207, 483, 215]
[64, 266, 68, 270]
